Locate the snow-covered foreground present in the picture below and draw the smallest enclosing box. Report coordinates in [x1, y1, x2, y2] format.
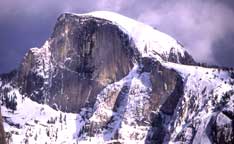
[2, 61, 233, 144]
[1, 86, 84, 144]
[1, 81, 147, 144]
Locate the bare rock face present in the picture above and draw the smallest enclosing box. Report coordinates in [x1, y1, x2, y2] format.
[141, 58, 184, 115]
[141, 58, 184, 144]
[18, 13, 134, 112]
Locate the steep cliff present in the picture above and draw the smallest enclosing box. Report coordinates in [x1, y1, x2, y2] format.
[16, 12, 195, 113]
[18, 13, 135, 112]
[0, 11, 233, 144]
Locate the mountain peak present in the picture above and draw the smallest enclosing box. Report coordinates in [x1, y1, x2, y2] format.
[0, 11, 233, 144]
[57, 11, 195, 64]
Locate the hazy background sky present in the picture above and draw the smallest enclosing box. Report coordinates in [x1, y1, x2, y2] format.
[0, 0, 234, 73]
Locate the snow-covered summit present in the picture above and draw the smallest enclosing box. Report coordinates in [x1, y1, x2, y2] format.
[63, 11, 193, 64]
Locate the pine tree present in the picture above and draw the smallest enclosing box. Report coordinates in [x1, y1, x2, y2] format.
[59, 113, 63, 123]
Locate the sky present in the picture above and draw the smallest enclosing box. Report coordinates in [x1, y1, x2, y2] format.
[0, 0, 234, 73]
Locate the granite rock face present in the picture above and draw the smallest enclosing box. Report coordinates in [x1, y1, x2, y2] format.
[18, 14, 135, 112]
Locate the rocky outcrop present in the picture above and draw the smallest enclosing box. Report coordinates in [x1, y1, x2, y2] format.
[213, 112, 234, 144]
[212, 94, 234, 144]
[168, 47, 195, 65]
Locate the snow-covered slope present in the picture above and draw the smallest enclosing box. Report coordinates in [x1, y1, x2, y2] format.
[0, 11, 233, 144]
[1, 83, 85, 143]
[1, 63, 233, 143]
[162, 62, 234, 143]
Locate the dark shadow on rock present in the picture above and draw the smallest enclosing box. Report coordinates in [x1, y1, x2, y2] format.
[102, 80, 132, 141]
[160, 75, 184, 115]
[76, 78, 133, 141]
[144, 67, 184, 144]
